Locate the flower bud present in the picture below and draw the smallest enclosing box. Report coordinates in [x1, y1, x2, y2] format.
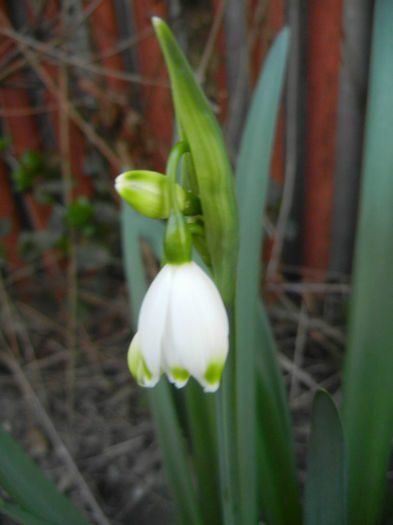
[115, 170, 201, 219]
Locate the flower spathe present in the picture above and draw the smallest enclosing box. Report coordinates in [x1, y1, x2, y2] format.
[128, 261, 229, 393]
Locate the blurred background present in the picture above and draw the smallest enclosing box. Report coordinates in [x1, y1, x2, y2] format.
[0, 0, 375, 523]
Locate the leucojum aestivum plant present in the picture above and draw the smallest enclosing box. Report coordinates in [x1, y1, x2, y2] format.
[116, 5, 393, 525]
[0, 3, 392, 524]
[116, 17, 299, 525]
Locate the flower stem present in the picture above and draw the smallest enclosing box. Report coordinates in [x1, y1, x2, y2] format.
[164, 141, 193, 264]
[166, 141, 189, 211]
[215, 304, 239, 524]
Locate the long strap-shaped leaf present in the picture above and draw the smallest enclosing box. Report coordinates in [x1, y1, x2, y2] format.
[0, 498, 49, 525]
[235, 28, 302, 525]
[305, 390, 346, 525]
[121, 204, 203, 525]
[342, 1, 393, 523]
[152, 17, 238, 305]
[255, 303, 302, 524]
[0, 423, 93, 524]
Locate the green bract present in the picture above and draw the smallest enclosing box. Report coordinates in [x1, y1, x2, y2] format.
[152, 17, 239, 304]
[164, 208, 192, 264]
[163, 142, 193, 265]
[115, 170, 200, 219]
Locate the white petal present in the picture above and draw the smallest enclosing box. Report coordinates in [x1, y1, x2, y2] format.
[127, 332, 159, 387]
[164, 262, 228, 390]
[138, 264, 175, 377]
[159, 313, 190, 388]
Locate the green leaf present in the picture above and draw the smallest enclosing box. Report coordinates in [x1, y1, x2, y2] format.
[305, 390, 346, 525]
[0, 498, 49, 525]
[255, 303, 302, 524]
[342, 1, 393, 523]
[121, 203, 202, 525]
[12, 151, 44, 191]
[0, 135, 12, 152]
[0, 423, 93, 524]
[152, 18, 238, 304]
[65, 197, 94, 230]
[20, 150, 43, 171]
[235, 28, 302, 525]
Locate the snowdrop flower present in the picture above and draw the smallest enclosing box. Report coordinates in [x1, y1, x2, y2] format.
[128, 261, 229, 393]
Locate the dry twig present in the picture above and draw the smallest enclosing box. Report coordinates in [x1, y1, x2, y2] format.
[289, 301, 308, 399]
[0, 26, 169, 87]
[197, 0, 228, 84]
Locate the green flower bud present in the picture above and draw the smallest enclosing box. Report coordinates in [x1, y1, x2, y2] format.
[115, 170, 201, 219]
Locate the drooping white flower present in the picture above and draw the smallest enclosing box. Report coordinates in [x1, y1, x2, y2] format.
[128, 261, 229, 392]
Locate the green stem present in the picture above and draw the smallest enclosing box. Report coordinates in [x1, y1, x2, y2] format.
[149, 384, 203, 525]
[164, 142, 192, 264]
[215, 305, 239, 524]
[185, 382, 221, 525]
[166, 141, 189, 210]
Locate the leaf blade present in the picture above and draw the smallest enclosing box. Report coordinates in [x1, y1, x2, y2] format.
[0, 498, 49, 525]
[341, 0, 393, 522]
[152, 17, 238, 303]
[305, 390, 346, 525]
[0, 424, 93, 525]
[235, 27, 302, 525]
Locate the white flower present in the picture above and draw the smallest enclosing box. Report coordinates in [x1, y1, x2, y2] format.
[128, 261, 229, 392]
